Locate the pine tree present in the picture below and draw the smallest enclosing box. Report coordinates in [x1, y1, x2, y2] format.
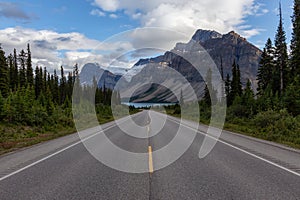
[43, 67, 47, 92]
[103, 82, 107, 105]
[67, 71, 73, 99]
[0, 91, 4, 120]
[228, 60, 242, 105]
[204, 68, 213, 106]
[8, 54, 14, 91]
[257, 38, 275, 96]
[236, 64, 243, 95]
[220, 56, 224, 81]
[242, 79, 255, 117]
[290, 0, 300, 77]
[73, 63, 81, 104]
[274, 3, 289, 95]
[0, 45, 9, 98]
[13, 49, 19, 89]
[44, 85, 54, 115]
[59, 66, 66, 104]
[26, 44, 34, 86]
[34, 66, 41, 99]
[53, 69, 59, 104]
[284, 77, 300, 116]
[225, 74, 231, 105]
[39, 67, 44, 94]
[19, 49, 27, 88]
[47, 72, 51, 90]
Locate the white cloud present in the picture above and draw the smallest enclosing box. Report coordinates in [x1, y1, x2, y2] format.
[90, 9, 106, 17]
[92, 0, 268, 39]
[0, 27, 106, 71]
[109, 13, 118, 19]
[93, 0, 119, 12]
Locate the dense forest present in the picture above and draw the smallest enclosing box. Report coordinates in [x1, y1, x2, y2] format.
[0, 42, 125, 153]
[167, 2, 300, 148]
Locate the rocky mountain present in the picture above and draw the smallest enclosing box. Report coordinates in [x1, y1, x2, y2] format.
[80, 29, 262, 103]
[125, 29, 262, 102]
[80, 63, 122, 89]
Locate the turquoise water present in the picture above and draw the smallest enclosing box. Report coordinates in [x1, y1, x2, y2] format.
[122, 102, 176, 108]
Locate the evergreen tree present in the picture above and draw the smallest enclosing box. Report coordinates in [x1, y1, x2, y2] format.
[18, 49, 27, 88]
[26, 44, 34, 86]
[34, 66, 42, 99]
[44, 85, 54, 115]
[53, 69, 59, 104]
[284, 77, 300, 116]
[228, 60, 242, 105]
[242, 79, 255, 117]
[13, 49, 19, 89]
[257, 38, 275, 96]
[225, 74, 231, 105]
[73, 63, 81, 104]
[0, 45, 9, 98]
[43, 67, 47, 92]
[236, 64, 243, 95]
[204, 68, 213, 106]
[0, 91, 4, 120]
[47, 72, 51, 90]
[220, 56, 224, 81]
[8, 54, 14, 91]
[59, 66, 66, 104]
[67, 71, 73, 99]
[103, 82, 107, 105]
[274, 3, 289, 95]
[290, 0, 300, 77]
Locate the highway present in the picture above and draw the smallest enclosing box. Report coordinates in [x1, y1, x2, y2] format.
[0, 110, 300, 199]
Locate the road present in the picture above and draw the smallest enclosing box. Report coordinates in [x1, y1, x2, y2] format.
[0, 110, 300, 199]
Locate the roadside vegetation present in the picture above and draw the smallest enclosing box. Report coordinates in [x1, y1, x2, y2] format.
[0, 44, 138, 155]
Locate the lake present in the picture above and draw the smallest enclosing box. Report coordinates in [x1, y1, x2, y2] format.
[122, 102, 176, 108]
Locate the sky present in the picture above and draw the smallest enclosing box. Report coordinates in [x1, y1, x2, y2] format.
[0, 0, 295, 73]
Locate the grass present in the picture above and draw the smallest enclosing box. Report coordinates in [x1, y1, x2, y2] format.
[0, 114, 127, 155]
[162, 105, 300, 150]
[0, 124, 75, 155]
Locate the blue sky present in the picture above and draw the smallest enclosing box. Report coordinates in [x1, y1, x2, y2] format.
[0, 0, 294, 71]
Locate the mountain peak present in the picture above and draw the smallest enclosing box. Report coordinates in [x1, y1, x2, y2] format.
[191, 29, 222, 42]
[224, 31, 246, 41]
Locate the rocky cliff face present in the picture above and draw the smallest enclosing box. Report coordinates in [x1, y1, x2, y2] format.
[126, 29, 262, 102]
[199, 30, 261, 86]
[80, 63, 122, 89]
[134, 30, 261, 86]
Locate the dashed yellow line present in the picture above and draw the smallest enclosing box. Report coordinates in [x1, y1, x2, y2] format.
[148, 146, 153, 173]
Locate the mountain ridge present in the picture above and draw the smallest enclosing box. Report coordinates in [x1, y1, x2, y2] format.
[80, 29, 262, 103]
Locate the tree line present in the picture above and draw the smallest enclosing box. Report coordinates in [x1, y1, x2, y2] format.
[0, 44, 116, 127]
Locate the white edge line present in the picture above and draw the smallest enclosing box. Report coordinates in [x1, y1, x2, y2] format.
[168, 117, 300, 177]
[0, 122, 120, 182]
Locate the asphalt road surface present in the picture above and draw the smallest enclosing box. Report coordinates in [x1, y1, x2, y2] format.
[0, 110, 300, 199]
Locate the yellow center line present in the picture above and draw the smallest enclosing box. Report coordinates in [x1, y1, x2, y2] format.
[148, 146, 154, 174]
